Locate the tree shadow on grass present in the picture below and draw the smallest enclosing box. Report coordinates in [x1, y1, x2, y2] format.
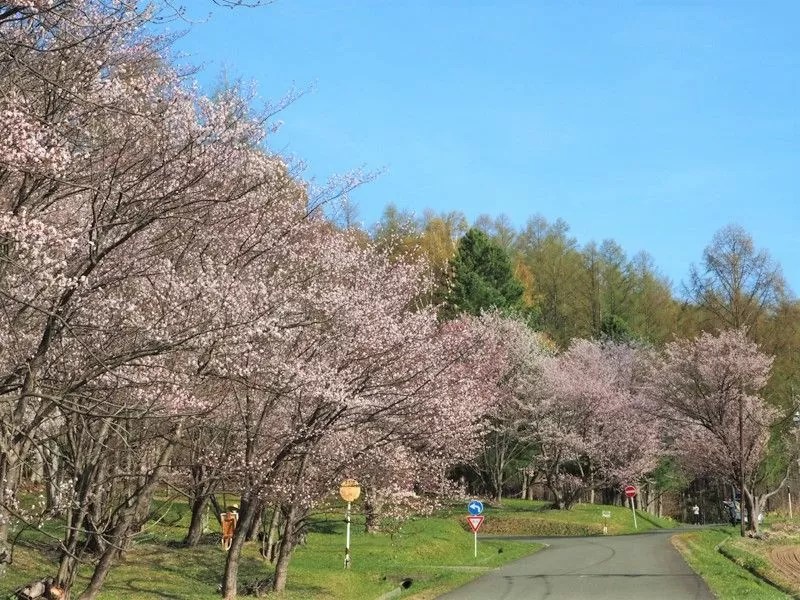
[306, 519, 340, 534]
[103, 579, 184, 599]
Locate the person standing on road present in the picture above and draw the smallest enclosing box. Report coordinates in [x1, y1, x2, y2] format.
[692, 504, 701, 525]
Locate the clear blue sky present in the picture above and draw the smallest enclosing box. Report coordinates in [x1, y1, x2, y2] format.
[170, 1, 799, 294]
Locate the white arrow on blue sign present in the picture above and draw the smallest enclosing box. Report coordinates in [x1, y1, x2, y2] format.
[467, 500, 484, 516]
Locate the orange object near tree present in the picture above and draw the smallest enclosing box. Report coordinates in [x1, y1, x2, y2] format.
[221, 511, 238, 551]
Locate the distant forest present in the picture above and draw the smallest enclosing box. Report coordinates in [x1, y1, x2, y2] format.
[360, 205, 799, 404]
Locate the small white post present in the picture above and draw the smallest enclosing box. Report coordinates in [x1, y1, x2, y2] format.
[473, 530, 477, 558]
[344, 501, 352, 569]
[789, 490, 793, 519]
[630, 496, 638, 530]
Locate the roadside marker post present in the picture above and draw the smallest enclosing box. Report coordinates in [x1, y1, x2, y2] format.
[466, 500, 485, 558]
[340, 479, 361, 569]
[625, 485, 638, 530]
[467, 515, 484, 557]
[601, 510, 611, 535]
[788, 486, 793, 519]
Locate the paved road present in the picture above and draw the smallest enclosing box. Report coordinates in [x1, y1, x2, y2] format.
[438, 531, 714, 600]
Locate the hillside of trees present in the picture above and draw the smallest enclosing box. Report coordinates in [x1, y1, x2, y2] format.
[369, 206, 800, 397]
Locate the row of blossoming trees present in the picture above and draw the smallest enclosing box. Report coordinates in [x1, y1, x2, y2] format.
[0, 2, 794, 599]
[477, 316, 790, 530]
[0, 2, 507, 598]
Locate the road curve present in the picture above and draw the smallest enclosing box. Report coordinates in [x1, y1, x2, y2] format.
[438, 531, 714, 600]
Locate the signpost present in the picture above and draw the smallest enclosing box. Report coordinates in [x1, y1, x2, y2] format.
[624, 485, 638, 530]
[466, 500, 484, 557]
[601, 510, 611, 535]
[788, 485, 793, 520]
[340, 479, 361, 569]
[468, 500, 484, 516]
[467, 515, 484, 557]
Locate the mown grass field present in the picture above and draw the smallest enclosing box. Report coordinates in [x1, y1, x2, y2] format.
[672, 522, 799, 600]
[2, 497, 546, 599]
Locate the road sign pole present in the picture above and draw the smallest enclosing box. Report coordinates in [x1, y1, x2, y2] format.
[339, 479, 360, 570]
[344, 501, 352, 569]
[601, 510, 610, 535]
[629, 496, 637, 530]
[466, 514, 484, 557]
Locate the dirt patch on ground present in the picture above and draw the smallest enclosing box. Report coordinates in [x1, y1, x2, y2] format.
[768, 546, 800, 589]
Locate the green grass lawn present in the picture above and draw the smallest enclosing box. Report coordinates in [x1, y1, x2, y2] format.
[472, 498, 676, 536]
[2, 498, 542, 599]
[672, 526, 793, 600]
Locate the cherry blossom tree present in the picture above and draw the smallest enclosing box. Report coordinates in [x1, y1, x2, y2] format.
[648, 329, 786, 534]
[471, 312, 552, 503]
[0, 1, 331, 595]
[207, 226, 503, 597]
[533, 339, 661, 509]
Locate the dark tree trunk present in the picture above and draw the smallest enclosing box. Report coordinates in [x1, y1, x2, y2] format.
[184, 495, 209, 547]
[363, 492, 383, 533]
[264, 505, 281, 563]
[83, 504, 108, 556]
[209, 494, 224, 524]
[221, 496, 258, 600]
[76, 425, 180, 600]
[272, 505, 298, 593]
[245, 500, 263, 541]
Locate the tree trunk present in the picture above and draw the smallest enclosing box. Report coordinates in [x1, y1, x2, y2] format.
[209, 494, 224, 524]
[0, 455, 21, 577]
[184, 495, 209, 547]
[76, 424, 180, 600]
[77, 529, 126, 600]
[264, 505, 281, 563]
[221, 496, 258, 600]
[83, 503, 108, 556]
[551, 485, 566, 510]
[739, 398, 746, 538]
[272, 505, 298, 593]
[743, 489, 759, 533]
[0, 516, 10, 580]
[363, 491, 383, 533]
[245, 501, 263, 541]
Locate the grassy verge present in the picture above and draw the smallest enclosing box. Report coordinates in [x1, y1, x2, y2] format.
[471, 498, 676, 536]
[672, 527, 791, 600]
[2, 499, 541, 600]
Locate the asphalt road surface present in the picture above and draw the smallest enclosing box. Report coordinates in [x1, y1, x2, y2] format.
[438, 531, 714, 600]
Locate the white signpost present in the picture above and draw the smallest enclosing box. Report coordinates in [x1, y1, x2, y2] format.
[624, 485, 638, 530]
[340, 479, 361, 569]
[467, 515, 484, 557]
[466, 499, 485, 558]
[601, 510, 611, 535]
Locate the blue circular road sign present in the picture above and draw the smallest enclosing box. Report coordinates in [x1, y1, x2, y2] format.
[467, 500, 484, 516]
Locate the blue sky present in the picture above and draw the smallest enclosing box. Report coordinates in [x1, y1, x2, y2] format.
[170, 1, 799, 293]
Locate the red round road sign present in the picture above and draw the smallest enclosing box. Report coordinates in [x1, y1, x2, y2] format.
[624, 485, 637, 498]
